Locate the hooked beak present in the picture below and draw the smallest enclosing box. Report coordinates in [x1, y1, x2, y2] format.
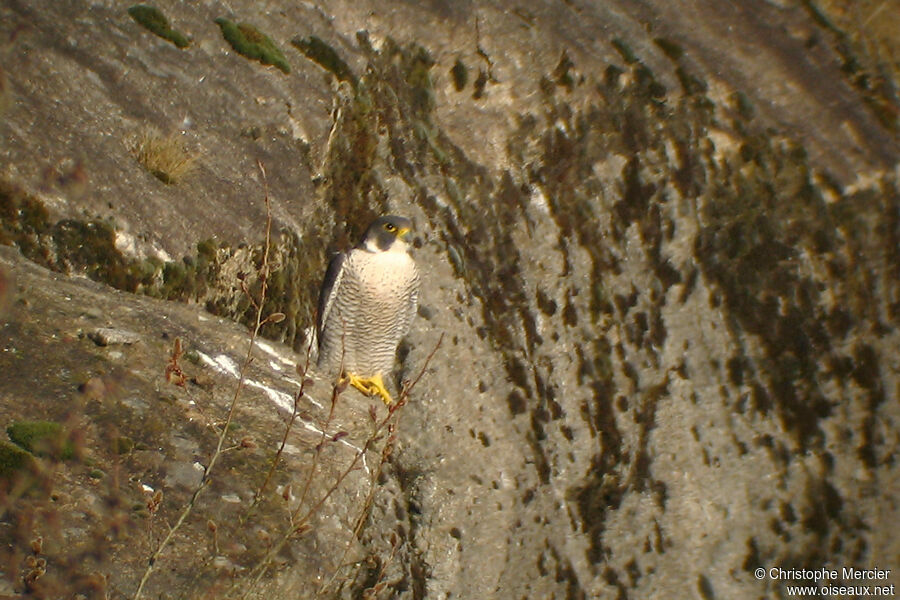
[397, 227, 411, 239]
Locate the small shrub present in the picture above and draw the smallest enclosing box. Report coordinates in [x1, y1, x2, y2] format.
[128, 5, 190, 49]
[132, 130, 197, 184]
[215, 18, 290, 74]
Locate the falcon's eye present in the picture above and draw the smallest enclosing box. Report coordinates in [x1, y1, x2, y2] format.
[384, 223, 397, 232]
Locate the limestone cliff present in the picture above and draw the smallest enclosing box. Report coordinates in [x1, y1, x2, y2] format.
[0, 0, 897, 598]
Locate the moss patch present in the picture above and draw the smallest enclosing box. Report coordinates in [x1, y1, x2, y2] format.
[653, 37, 684, 61]
[1, 182, 141, 291]
[801, 0, 898, 130]
[0, 440, 34, 480]
[553, 51, 576, 91]
[114, 436, 135, 455]
[215, 18, 290, 74]
[1, 181, 324, 351]
[7, 420, 75, 460]
[128, 5, 190, 49]
[611, 38, 638, 64]
[450, 59, 468, 91]
[291, 36, 354, 84]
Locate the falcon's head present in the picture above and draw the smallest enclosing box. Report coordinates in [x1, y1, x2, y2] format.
[361, 215, 413, 253]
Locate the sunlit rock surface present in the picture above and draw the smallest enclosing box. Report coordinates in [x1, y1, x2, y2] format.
[0, 0, 897, 597]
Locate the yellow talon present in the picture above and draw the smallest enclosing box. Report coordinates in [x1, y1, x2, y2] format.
[345, 373, 393, 405]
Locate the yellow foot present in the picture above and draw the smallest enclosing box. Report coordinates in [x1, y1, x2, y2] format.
[345, 373, 393, 405]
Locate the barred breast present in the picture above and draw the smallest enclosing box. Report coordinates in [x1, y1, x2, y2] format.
[317, 247, 419, 378]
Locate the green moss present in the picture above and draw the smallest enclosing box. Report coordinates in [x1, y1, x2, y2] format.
[7, 421, 75, 460]
[690, 134, 858, 448]
[52, 220, 140, 291]
[553, 51, 575, 91]
[675, 66, 707, 95]
[88, 468, 105, 479]
[155, 251, 219, 301]
[291, 36, 354, 83]
[801, 0, 838, 32]
[799, 1, 897, 130]
[654, 37, 684, 61]
[19, 195, 50, 233]
[405, 46, 436, 115]
[215, 18, 290, 74]
[0, 440, 34, 480]
[733, 91, 755, 120]
[2, 183, 135, 287]
[611, 38, 638, 64]
[114, 436, 135, 455]
[1, 181, 51, 252]
[130, 258, 162, 290]
[4, 183, 316, 352]
[450, 59, 468, 91]
[128, 5, 190, 49]
[184, 349, 201, 365]
[603, 64, 624, 87]
[473, 69, 488, 99]
[196, 238, 217, 262]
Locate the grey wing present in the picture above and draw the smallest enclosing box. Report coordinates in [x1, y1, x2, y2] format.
[316, 252, 346, 350]
[400, 272, 420, 337]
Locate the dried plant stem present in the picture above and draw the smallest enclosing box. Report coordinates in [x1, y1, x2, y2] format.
[861, 1, 888, 27]
[293, 321, 349, 513]
[297, 380, 342, 508]
[241, 333, 443, 597]
[133, 160, 274, 600]
[241, 411, 387, 596]
[250, 338, 315, 508]
[317, 432, 391, 596]
[319, 332, 444, 595]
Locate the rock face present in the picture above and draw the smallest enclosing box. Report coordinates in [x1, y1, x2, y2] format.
[1, 1, 898, 598]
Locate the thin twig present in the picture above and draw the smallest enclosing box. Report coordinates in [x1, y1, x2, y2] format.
[318, 333, 443, 595]
[403, 332, 444, 397]
[294, 317, 349, 513]
[861, 1, 888, 27]
[250, 337, 315, 508]
[133, 160, 274, 599]
[241, 333, 443, 597]
[317, 427, 392, 596]
[241, 413, 384, 596]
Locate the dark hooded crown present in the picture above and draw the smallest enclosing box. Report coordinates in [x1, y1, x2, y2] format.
[360, 215, 413, 251]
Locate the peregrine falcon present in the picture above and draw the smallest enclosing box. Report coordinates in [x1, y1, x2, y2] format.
[316, 215, 420, 404]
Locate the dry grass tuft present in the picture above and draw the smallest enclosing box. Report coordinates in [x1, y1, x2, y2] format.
[132, 130, 197, 184]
